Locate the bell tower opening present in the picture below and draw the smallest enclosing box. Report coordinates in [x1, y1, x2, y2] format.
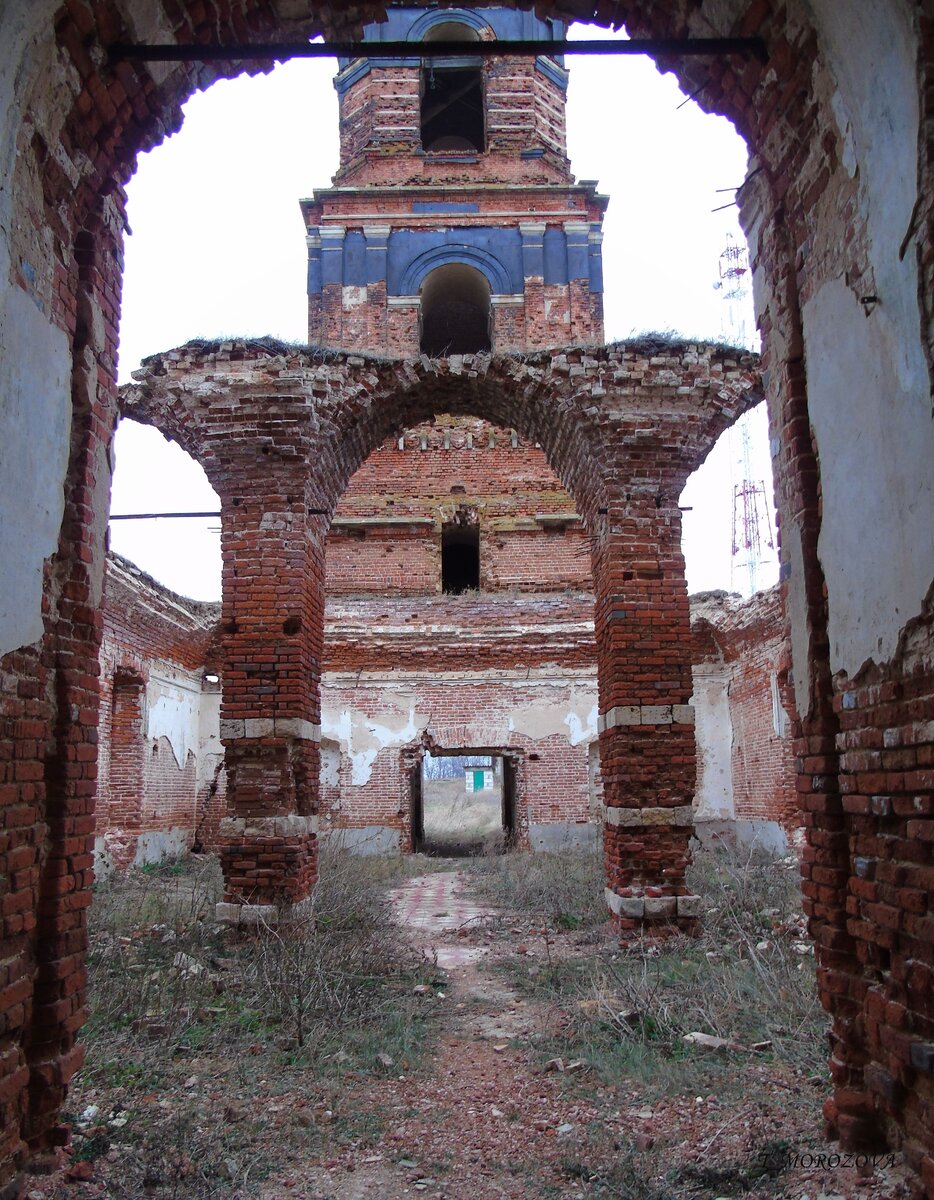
[420, 263, 492, 356]
[441, 521, 480, 594]
[421, 22, 485, 152]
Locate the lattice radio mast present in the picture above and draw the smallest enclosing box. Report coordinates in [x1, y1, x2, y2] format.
[714, 231, 750, 348]
[731, 420, 775, 595]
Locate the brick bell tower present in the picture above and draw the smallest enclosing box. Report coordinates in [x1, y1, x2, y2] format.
[300, 6, 608, 355]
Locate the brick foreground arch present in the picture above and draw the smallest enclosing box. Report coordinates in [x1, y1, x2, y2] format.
[121, 336, 761, 930]
[2, 0, 934, 1193]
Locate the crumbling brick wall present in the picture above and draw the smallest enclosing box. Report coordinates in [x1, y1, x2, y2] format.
[320, 591, 598, 848]
[326, 415, 589, 595]
[98, 555, 225, 871]
[691, 587, 798, 840]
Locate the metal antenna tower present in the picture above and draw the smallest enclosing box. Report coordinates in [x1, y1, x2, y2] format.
[712, 233, 774, 593]
[731, 415, 775, 595]
[713, 232, 750, 346]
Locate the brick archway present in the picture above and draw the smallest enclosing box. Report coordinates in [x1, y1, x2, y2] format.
[122, 336, 761, 934]
[3, 1, 934, 1191]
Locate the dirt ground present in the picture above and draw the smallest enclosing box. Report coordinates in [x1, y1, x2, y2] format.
[21, 859, 917, 1200]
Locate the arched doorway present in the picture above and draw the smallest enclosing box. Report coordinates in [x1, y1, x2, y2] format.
[419, 263, 492, 356]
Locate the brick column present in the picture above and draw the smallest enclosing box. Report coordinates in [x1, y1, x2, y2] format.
[215, 489, 323, 924]
[387, 297, 420, 355]
[593, 493, 700, 938]
[490, 294, 525, 352]
[588, 226, 605, 342]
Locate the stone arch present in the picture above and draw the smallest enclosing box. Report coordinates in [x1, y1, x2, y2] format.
[408, 9, 492, 42]
[400, 245, 513, 297]
[314, 355, 610, 532]
[119, 359, 243, 493]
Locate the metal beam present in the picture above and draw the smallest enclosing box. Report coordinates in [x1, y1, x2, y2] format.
[109, 511, 221, 520]
[109, 509, 331, 519]
[108, 37, 768, 65]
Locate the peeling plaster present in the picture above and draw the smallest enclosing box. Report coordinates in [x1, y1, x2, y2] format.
[691, 664, 734, 821]
[0, 4, 78, 655]
[146, 674, 200, 768]
[803, 0, 934, 676]
[323, 700, 423, 786]
[508, 694, 597, 743]
[804, 278, 934, 676]
[785, 508, 812, 717]
[564, 704, 598, 746]
[321, 675, 599, 785]
[0, 269, 71, 655]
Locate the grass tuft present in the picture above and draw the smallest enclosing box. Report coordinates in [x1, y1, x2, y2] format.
[469, 843, 826, 1099]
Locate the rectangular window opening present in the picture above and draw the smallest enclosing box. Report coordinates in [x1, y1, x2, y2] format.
[442, 522, 480, 593]
[421, 67, 485, 153]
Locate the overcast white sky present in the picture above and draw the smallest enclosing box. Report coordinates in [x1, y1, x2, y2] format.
[111, 22, 777, 601]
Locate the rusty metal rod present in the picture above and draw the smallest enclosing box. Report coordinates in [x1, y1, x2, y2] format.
[109, 511, 221, 520]
[109, 37, 767, 65]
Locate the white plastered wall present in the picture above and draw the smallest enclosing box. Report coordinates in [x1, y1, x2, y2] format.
[691, 662, 735, 822]
[320, 670, 599, 790]
[802, 0, 933, 680]
[0, 3, 72, 657]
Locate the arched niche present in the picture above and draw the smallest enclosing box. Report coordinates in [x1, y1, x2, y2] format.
[419, 263, 492, 355]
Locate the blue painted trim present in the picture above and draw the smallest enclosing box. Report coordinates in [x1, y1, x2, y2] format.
[335, 53, 489, 93]
[543, 227, 567, 285]
[588, 225, 605, 294]
[399, 244, 512, 295]
[406, 8, 492, 40]
[334, 57, 372, 95]
[520, 148, 545, 159]
[412, 202, 480, 213]
[343, 230, 367, 286]
[534, 55, 569, 91]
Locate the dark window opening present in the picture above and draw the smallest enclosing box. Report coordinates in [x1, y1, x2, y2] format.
[421, 66, 485, 152]
[442, 523, 479, 593]
[420, 263, 491, 356]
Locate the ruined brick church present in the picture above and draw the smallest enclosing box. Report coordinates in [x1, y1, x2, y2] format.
[1, 1, 933, 1196]
[101, 6, 795, 868]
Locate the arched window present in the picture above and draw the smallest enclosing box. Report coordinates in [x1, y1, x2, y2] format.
[421, 22, 485, 152]
[420, 263, 491, 356]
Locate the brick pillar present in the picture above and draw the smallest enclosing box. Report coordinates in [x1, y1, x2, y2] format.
[320, 225, 345, 347]
[107, 672, 146, 866]
[22, 212, 123, 1163]
[490, 295, 525, 352]
[593, 494, 700, 938]
[387, 298, 420, 355]
[775, 356, 877, 1150]
[215, 490, 323, 924]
